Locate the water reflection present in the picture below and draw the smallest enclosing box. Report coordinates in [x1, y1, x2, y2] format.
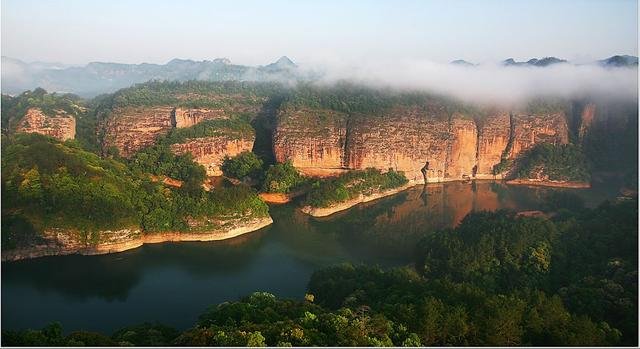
[2, 180, 621, 333]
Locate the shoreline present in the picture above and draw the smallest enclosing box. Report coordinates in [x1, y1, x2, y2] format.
[259, 189, 307, 204]
[1, 216, 273, 262]
[300, 183, 415, 217]
[505, 179, 591, 189]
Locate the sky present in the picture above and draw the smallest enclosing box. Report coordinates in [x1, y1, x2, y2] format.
[1, 0, 638, 66]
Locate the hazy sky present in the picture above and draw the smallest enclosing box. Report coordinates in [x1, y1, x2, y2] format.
[1, 0, 638, 66]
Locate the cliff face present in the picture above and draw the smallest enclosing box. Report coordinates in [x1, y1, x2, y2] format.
[102, 104, 256, 160]
[476, 112, 511, 177]
[16, 108, 76, 141]
[102, 106, 175, 157]
[508, 112, 569, 158]
[578, 103, 596, 141]
[273, 108, 349, 176]
[173, 107, 227, 128]
[170, 136, 255, 176]
[346, 106, 451, 182]
[274, 106, 571, 182]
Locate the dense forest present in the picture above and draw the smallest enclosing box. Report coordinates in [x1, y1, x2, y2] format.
[3, 197, 636, 346]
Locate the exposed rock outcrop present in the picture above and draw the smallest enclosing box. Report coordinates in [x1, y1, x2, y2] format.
[100, 101, 261, 173]
[273, 108, 348, 176]
[346, 107, 451, 182]
[273, 106, 571, 182]
[476, 112, 511, 177]
[172, 107, 227, 128]
[170, 136, 255, 176]
[578, 103, 596, 141]
[16, 108, 76, 141]
[507, 112, 569, 158]
[102, 106, 174, 157]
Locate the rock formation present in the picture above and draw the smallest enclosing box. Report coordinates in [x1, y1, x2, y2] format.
[102, 105, 256, 161]
[274, 105, 570, 182]
[16, 108, 76, 141]
[102, 106, 175, 157]
[273, 108, 349, 176]
[170, 136, 255, 176]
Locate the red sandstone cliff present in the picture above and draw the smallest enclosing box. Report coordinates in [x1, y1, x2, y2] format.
[170, 136, 255, 176]
[273, 108, 349, 176]
[273, 105, 571, 182]
[101, 99, 261, 174]
[16, 108, 76, 141]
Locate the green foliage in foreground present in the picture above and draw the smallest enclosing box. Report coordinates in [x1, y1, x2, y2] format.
[1, 134, 269, 248]
[515, 143, 591, 181]
[305, 168, 408, 208]
[221, 151, 263, 180]
[2, 199, 637, 346]
[261, 161, 306, 193]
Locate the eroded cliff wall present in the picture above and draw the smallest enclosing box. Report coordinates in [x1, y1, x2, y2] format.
[102, 106, 174, 157]
[274, 105, 571, 182]
[170, 136, 255, 176]
[273, 108, 349, 176]
[16, 108, 76, 141]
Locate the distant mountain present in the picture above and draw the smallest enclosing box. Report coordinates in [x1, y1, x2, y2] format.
[502, 57, 567, 67]
[450, 59, 476, 66]
[599, 55, 639, 67]
[1, 56, 302, 97]
[263, 56, 297, 71]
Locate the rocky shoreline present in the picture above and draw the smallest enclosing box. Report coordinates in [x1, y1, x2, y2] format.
[259, 189, 307, 204]
[1, 216, 273, 262]
[300, 183, 415, 217]
[505, 179, 591, 188]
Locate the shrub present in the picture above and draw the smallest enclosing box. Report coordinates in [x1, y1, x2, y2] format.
[261, 161, 306, 193]
[221, 151, 263, 180]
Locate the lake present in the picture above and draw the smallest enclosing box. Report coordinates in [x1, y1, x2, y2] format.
[1, 180, 622, 334]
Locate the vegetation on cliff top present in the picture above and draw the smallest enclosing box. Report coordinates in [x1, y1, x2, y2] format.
[1, 88, 83, 134]
[165, 119, 255, 144]
[4, 198, 636, 346]
[105, 80, 283, 109]
[305, 168, 408, 208]
[281, 81, 479, 117]
[514, 143, 591, 182]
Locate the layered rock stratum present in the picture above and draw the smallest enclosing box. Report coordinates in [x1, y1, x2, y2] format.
[274, 105, 570, 182]
[16, 107, 76, 141]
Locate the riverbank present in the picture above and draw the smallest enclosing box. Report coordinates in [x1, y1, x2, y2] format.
[1, 216, 273, 262]
[300, 183, 415, 217]
[505, 179, 591, 188]
[259, 189, 307, 204]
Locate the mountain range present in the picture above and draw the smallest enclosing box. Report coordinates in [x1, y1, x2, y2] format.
[1, 54, 637, 97]
[1, 56, 302, 97]
[450, 55, 638, 68]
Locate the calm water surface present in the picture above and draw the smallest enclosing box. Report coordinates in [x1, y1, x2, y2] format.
[2, 181, 622, 334]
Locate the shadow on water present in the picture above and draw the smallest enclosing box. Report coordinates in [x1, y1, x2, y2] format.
[1, 180, 622, 333]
